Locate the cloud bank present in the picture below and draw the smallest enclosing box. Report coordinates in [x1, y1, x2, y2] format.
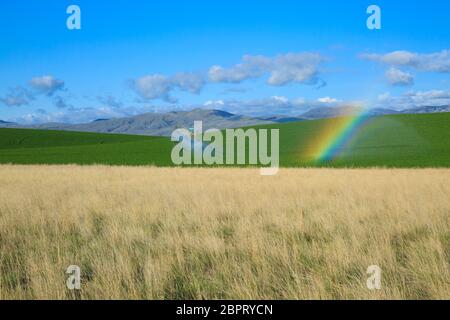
[29, 75, 65, 96]
[1, 75, 66, 107]
[360, 50, 450, 86]
[0, 86, 35, 107]
[131, 72, 205, 103]
[208, 53, 325, 86]
[385, 67, 414, 86]
[377, 89, 450, 110]
[131, 52, 326, 102]
[360, 50, 450, 72]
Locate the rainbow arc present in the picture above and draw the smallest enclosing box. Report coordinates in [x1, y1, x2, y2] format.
[304, 107, 373, 163]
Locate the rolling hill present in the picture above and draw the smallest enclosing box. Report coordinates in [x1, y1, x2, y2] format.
[0, 113, 449, 167]
[1, 105, 448, 137]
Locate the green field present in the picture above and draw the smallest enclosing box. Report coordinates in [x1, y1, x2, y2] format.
[0, 113, 449, 167]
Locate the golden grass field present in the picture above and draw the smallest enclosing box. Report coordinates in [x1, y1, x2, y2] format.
[0, 165, 449, 300]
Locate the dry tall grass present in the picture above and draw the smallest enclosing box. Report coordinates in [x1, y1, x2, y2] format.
[0, 165, 449, 299]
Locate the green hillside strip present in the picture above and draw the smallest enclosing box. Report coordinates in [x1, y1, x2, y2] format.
[0, 128, 151, 149]
[0, 113, 449, 167]
[271, 112, 450, 167]
[0, 129, 172, 166]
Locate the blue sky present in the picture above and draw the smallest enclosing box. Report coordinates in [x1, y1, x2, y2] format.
[0, 0, 449, 123]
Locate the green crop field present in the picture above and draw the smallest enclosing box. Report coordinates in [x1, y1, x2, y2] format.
[0, 129, 173, 166]
[0, 113, 449, 167]
[271, 112, 450, 167]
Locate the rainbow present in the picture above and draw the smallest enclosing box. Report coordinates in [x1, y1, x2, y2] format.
[305, 108, 372, 163]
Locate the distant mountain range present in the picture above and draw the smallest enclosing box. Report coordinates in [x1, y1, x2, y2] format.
[300, 105, 450, 119]
[1, 105, 449, 136]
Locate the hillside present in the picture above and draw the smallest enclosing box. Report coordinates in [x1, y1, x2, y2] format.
[1, 105, 448, 137]
[270, 112, 450, 167]
[0, 113, 449, 167]
[0, 128, 172, 166]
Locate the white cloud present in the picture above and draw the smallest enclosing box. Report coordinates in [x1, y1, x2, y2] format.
[132, 74, 175, 102]
[204, 100, 224, 107]
[360, 50, 450, 72]
[132, 72, 205, 102]
[404, 89, 450, 106]
[15, 105, 159, 125]
[1, 75, 66, 107]
[376, 89, 450, 110]
[200, 96, 301, 116]
[271, 96, 289, 103]
[361, 51, 417, 66]
[268, 53, 324, 86]
[0, 86, 34, 107]
[198, 96, 344, 117]
[172, 72, 205, 94]
[317, 96, 338, 103]
[208, 64, 261, 84]
[131, 52, 326, 102]
[29, 75, 65, 96]
[208, 53, 325, 86]
[360, 50, 450, 86]
[385, 68, 414, 86]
